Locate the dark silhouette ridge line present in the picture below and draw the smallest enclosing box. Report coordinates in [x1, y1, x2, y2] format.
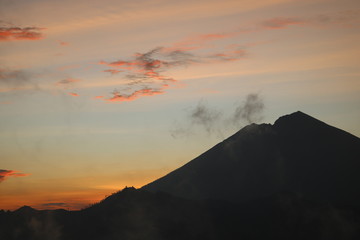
[142, 111, 360, 206]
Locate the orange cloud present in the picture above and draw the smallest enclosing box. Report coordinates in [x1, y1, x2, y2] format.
[59, 41, 69, 46]
[69, 92, 79, 96]
[107, 87, 164, 102]
[208, 47, 247, 62]
[0, 169, 29, 182]
[99, 33, 247, 102]
[100, 11, 354, 103]
[0, 26, 45, 41]
[262, 17, 305, 29]
[164, 33, 234, 52]
[100, 47, 184, 86]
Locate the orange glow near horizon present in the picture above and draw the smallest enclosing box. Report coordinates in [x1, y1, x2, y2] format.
[1, 0, 360, 215]
[0, 167, 172, 211]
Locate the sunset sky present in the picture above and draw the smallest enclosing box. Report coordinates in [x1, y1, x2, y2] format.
[1, 0, 360, 210]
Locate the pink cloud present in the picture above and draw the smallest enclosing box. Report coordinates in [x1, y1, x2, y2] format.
[261, 17, 305, 29]
[0, 27, 45, 41]
[98, 11, 354, 103]
[0, 169, 30, 182]
[59, 41, 69, 46]
[164, 32, 234, 52]
[106, 87, 164, 102]
[69, 92, 79, 97]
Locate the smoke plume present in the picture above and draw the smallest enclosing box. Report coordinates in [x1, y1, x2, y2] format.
[171, 93, 264, 138]
[190, 100, 222, 135]
[232, 93, 264, 125]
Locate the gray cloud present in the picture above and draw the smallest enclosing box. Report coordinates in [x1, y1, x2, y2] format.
[171, 93, 264, 139]
[0, 24, 45, 41]
[99, 46, 246, 102]
[190, 100, 222, 135]
[0, 68, 38, 91]
[232, 93, 264, 125]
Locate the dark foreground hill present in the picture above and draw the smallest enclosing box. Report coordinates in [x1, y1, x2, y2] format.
[143, 111, 360, 206]
[1, 187, 360, 240]
[1, 111, 360, 240]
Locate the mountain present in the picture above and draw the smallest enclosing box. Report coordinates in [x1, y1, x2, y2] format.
[2, 111, 360, 240]
[0, 188, 217, 240]
[143, 111, 360, 206]
[2, 187, 359, 240]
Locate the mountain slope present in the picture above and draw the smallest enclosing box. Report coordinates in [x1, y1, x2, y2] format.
[142, 111, 360, 206]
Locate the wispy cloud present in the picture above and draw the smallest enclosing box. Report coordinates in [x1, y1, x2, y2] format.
[312, 10, 360, 26]
[103, 69, 122, 75]
[69, 92, 79, 97]
[0, 169, 30, 182]
[0, 25, 45, 41]
[261, 17, 305, 29]
[0, 68, 38, 92]
[164, 32, 235, 52]
[99, 41, 246, 102]
[98, 11, 346, 103]
[107, 87, 164, 102]
[40, 202, 69, 210]
[56, 78, 81, 86]
[260, 10, 360, 30]
[58, 41, 69, 46]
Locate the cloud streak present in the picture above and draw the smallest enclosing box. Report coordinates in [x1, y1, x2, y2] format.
[68, 92, 79, 97]
[92, 11, 360, 103]
[0, 26, 45, 41]
[40, 202, 69, 210]
[58, 41, 69, 46]
[56, 78, 81, 86]
[261, 17, 305, 29]
[107, 87, 164, 102]
[0, 169, 29, 182]
[98, 13, 330, 102]
[99, 43, 246, 102]
[0, 69, 37, 92]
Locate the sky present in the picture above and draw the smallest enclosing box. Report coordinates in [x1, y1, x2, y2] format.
[1, 0, 360, 210]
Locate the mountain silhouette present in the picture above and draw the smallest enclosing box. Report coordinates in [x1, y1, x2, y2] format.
[143, 111, 360, 206]
[0, 188, 217, 240]
[1, 111, 360, 240]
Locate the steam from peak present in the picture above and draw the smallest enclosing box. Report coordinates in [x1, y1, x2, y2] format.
[171, 93, 265, 138]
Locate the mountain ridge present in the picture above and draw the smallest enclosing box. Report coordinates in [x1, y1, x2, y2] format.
[2, 111, 360, 240]
[142, 111, 360, 206]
